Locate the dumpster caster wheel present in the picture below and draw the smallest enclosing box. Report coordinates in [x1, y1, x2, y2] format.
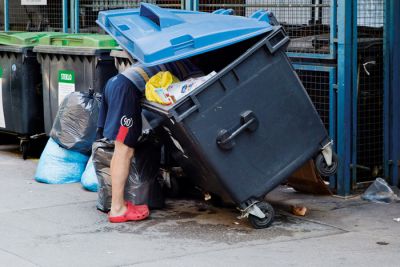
[248, 202, 275, 229]
[315, 152, 338, 177]
[164, 175, 180, 198]
[20, 141, 30, 160]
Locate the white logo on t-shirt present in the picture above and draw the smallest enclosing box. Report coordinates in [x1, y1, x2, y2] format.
[120, 115, 133, 128]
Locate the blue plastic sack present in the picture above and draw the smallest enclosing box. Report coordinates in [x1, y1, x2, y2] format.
[81, 156, 98, 192]
[35, 138, 89, 184]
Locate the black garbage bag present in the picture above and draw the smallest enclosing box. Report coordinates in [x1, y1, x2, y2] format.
[50, 91, 101, 155]
[92, 135, 165, 212]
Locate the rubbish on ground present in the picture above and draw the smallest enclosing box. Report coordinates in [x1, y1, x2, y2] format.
[81, 156, 98, 192]
[291, 205, 307, 216]
[393, 218, 400, 222]
[287, 160, 332, 195]
[93, 135, 164, 212]
[361, 178, 400, 204]
[50, 91, 101, 155]
[376, 241, 389, 245]
[35, 138, 89, 184]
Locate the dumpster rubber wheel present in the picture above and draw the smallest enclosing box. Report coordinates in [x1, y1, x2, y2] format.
[20, 141, 29, 160]
[248, 202, 275, 229]
[165, 175, 180, 198]
[315, 152, 338, 177]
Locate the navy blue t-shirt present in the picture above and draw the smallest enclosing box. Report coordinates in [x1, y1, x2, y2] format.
[97, 74, 143, 148]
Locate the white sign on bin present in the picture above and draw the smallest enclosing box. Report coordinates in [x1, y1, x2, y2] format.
[21, 0, 47, 5]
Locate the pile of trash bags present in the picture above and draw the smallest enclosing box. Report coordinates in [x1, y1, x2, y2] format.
[34, 90, 166, 209]
[35, 91, 100, 190]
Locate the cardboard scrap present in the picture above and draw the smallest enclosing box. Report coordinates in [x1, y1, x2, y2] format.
[287, 160, 332, 195]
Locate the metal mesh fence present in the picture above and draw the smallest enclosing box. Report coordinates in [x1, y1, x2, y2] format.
[6, 0, 64, 32]
[80, 0, 150, 33]
[156, 0, 184, 9]
[295, 68, 331, 132]
[79, 0, 184, 33]
[355, 0, 385, 181]
[198, 0, 332, 55]
[0, 2, 3, 31]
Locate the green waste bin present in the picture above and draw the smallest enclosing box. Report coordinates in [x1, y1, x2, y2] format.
[0, 32, 64, 159]
[33, 34, 119, 134]
[110, 49, 134, 73]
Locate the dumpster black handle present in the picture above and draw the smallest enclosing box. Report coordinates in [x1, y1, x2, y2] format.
[216, 111, 259, 150]
[265, 27, 290, 54]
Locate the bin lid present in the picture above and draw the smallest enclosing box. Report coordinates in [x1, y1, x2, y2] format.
[0, 32, 64, 47]
[97, 3, 273, 66]
[37, 34, 118, 49]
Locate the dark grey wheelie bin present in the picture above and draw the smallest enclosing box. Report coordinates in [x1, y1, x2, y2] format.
[0, 32, 63, 159]
[98, 3, 338, 228]
[33, 34, 118, 134]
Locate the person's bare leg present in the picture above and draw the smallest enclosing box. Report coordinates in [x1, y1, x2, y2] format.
[110, 141, 134, 217]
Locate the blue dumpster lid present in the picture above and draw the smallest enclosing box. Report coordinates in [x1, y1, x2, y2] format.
[97, 3, 273, 66]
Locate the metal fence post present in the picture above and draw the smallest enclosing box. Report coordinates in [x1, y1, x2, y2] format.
[351, 0, 358, 189]
[75, 0, 80, 33]
[336, 0, 354, 196]
[70, 0, 75, 33]
[184, 0, 193, 10]
[193, 0, 199, 11]
[388, 0, 400, 187]
[3, 0, 9, 32]
[63, 0, 68, 33]
[384, 0, 392, 182]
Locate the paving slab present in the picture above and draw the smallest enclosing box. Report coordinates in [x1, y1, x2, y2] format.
[0, 145, 399, 267]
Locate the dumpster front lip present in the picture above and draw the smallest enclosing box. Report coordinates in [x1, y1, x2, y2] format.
[0, 45, 34, 53]
[33, 45, 117, 56]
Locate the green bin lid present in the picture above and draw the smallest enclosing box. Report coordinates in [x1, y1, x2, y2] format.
[37, 34, 118, 49]
[0, 32, 65, 47]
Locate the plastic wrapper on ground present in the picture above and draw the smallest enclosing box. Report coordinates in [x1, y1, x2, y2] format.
[50, 91, 101, 155]
[92, 137, 164, 212]
[362, 178, 400, 203]
[35, 138, 89, 184]
[81, 155, 98, 192]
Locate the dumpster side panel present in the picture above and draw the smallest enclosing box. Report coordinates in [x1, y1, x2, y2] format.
[0, 52, 15, 133]
[0, 49, 43, 135]
[19, 51, 44, 134]
[160, 123, 233, 203]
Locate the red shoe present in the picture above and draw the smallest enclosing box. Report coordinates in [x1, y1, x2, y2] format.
[126, 201, 149, 213]
[109, 202, 149, 223]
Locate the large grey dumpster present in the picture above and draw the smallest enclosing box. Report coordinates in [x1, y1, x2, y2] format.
[98, 3, 338, 228]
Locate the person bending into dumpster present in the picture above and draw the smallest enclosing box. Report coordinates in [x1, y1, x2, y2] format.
[97, 56, 203, 223]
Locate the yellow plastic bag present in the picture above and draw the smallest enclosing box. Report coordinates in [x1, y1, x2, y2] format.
[145, 71, 179, 105]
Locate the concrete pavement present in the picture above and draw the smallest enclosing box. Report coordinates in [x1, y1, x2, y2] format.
[0, 144, 399, 267]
